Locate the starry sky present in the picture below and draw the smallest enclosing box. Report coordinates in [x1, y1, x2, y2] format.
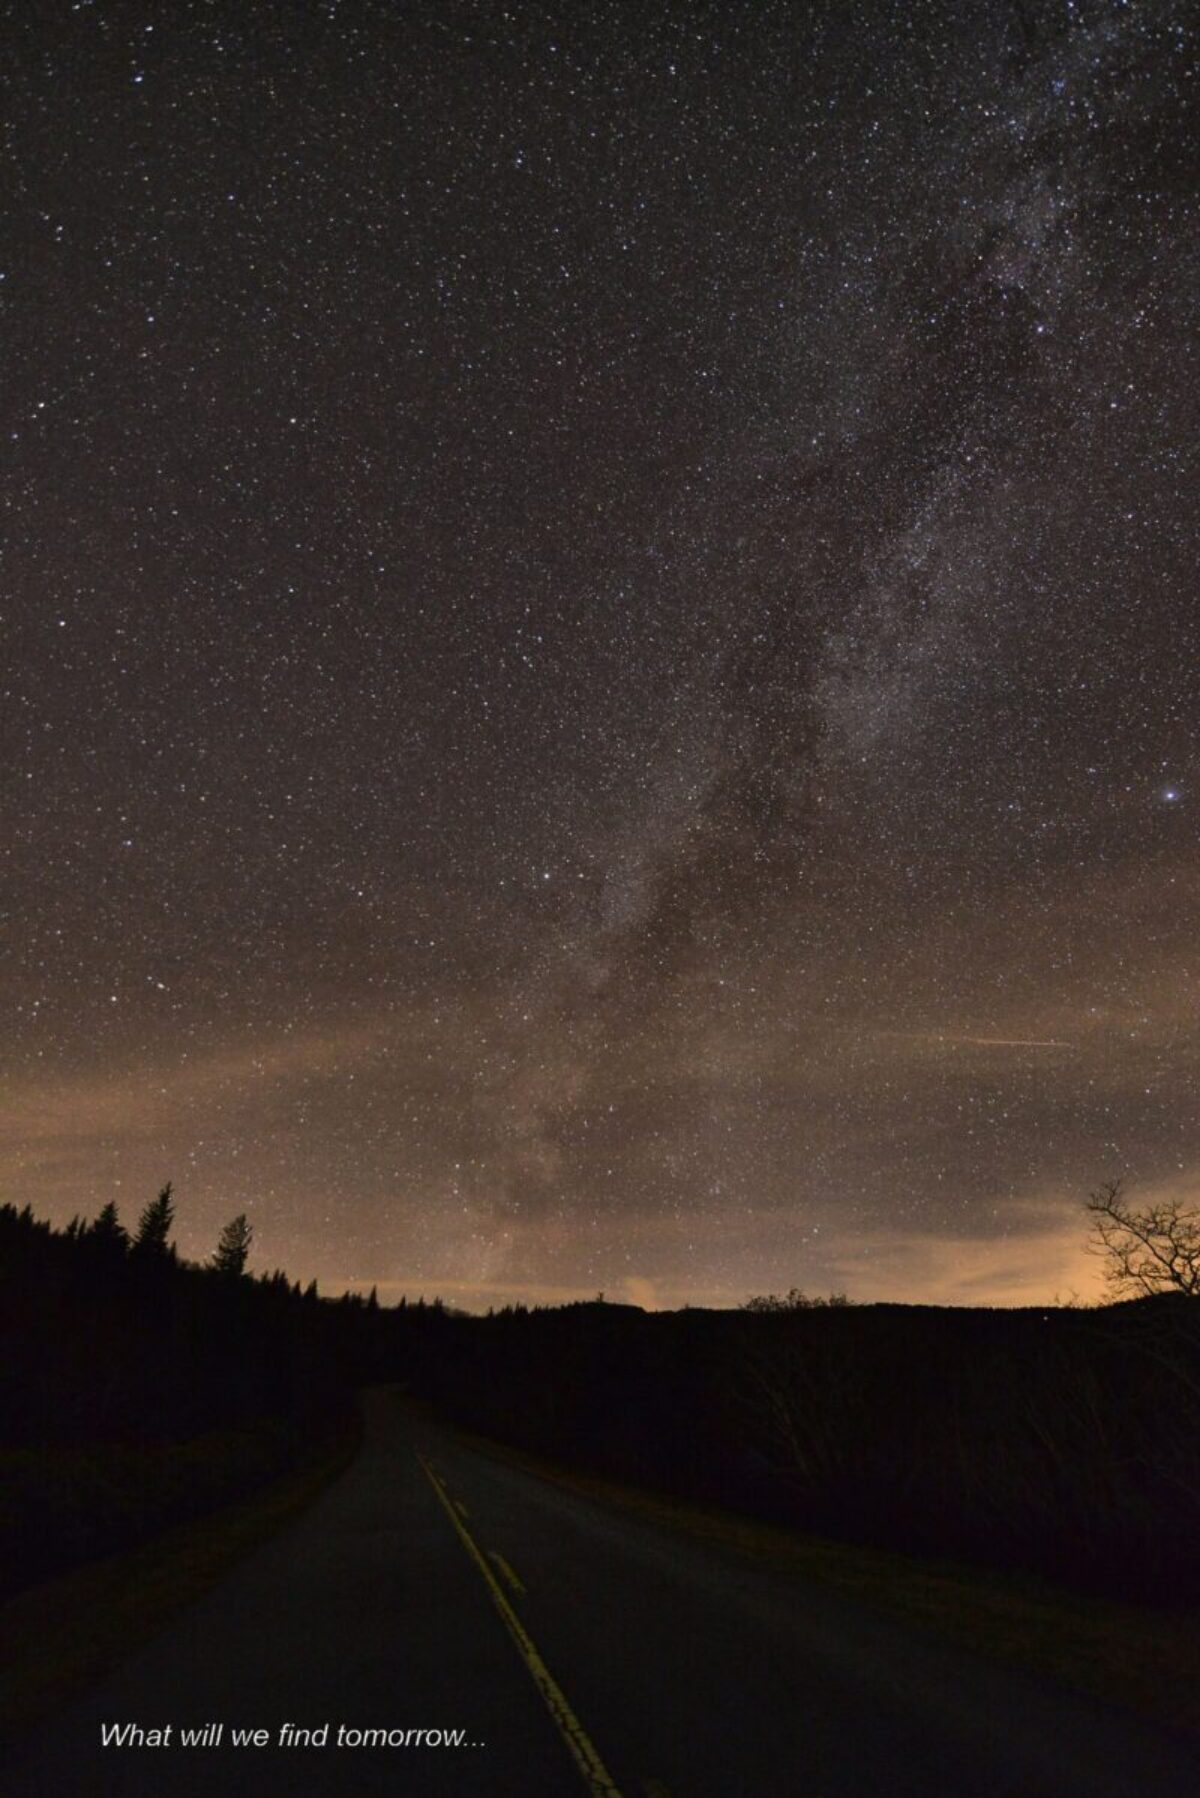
[5, 0, 1198, 1308]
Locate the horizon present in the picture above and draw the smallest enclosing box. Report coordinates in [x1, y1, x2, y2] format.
[9, 1187, 1121, 1313]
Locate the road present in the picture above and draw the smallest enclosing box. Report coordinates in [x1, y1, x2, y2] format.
[8, 1389, 1200, 1796]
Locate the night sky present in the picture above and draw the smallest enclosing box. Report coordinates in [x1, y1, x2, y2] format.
[6, 1, 1198, 1308]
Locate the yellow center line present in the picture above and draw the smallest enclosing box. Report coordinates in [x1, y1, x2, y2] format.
[454, 1499, 470, 1519]
[416, 1451, 623, 1798]
[488, 1549, 527, 1596]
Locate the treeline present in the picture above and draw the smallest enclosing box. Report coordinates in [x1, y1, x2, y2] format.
[0, 1194, 427, 1597]
[405, 1294, 1200, 1606]
[6, 1195, 1200, 1609]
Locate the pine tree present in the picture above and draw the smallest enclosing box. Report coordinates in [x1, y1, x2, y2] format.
[212, 1213, 253, 1277]
[134, 1182, 175, 1258]
[90, 1200, 129, 1251]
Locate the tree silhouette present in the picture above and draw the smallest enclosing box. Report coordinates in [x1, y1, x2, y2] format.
[740, 1287, 852, 1311]
[134, 1182, 176, 1258]
[212, 1213, 253, 1277]
[90, 1200, 129, 1250]
[1086, 1179, 1200, 1298]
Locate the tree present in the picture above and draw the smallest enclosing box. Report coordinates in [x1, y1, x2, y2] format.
[740, 1288, 852, 1312]
[134, 1182, 176, 1258]
[212, 1213, 253, 1277]
[89, 1200, 129, 1252]
[1085, 1180, 1200, 1298]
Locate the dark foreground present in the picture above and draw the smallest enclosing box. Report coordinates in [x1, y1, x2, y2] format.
[8, 1390, 1200, 1797]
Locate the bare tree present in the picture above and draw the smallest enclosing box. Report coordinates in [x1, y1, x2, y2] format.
[740, 1288, 852, 1312]
[1085, 1180, 1200, 1298]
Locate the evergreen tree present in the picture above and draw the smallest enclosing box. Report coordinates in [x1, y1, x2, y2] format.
[134, 1182, 175, 1258]
[212, 1213, 253, 1277]
[90, 1200, 129, 1250]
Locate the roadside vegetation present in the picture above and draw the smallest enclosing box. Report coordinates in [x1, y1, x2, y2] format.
[0, 1194, 387, 1598]
[3, 1182, 1198, 1611]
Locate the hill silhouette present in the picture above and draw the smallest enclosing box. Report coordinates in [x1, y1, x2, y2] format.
[3, 1197, 1199, 1607]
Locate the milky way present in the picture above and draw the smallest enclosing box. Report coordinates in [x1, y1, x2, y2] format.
[6, 1, 1198, 1306]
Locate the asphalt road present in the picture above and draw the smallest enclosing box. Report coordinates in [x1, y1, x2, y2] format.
[8, 1389, 1200, 1797]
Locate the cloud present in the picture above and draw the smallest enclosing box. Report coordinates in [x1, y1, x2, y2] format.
[824, 1199, 1103, 1308]
[0, 1020, 384, 1149]
[623, 1275, 660, 1311]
